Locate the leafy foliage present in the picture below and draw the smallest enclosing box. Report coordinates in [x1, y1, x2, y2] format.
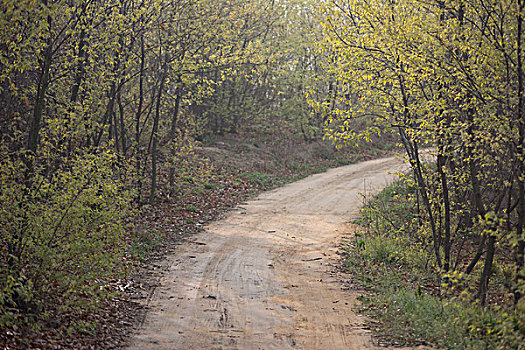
[318, 0, 525, 308]
[0, 148, 133, 326]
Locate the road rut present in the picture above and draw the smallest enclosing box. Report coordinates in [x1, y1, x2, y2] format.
[127, 156, 406, 350]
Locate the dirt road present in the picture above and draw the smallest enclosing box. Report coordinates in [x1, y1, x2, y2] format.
[127, 156, 406, 350]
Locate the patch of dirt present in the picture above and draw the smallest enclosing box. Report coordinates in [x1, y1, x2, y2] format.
[199, 134, 396, 176]
[125, 156, 409, 349]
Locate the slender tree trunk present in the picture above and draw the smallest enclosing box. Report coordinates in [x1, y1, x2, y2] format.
[232, 79, 250, 134]
[150, 73, 166, 203]
[168, 76, 183, 196]
[396, 73, 442, 267]
[95, 38, 121, 148]
[27, 12, 53, 177]
[66, 26, 88, 156]
[70, 29, 86, 105]
[211, 68, 220, 134]
[112, 106, 120, 155]
[479, 234, 496, 306]
[466, 232, 487, 274]
[398, 126, 442, 268]
[95, 82, 117, 148]
[225, 79, 236, 133]
[514, 0, 525, 305]
[463, 106, 487, 274]
[117, 90, 127, 157]
[438, 150, 452, 272]
[135, 34, 145, 204]
[464, 159, 486, 275]
[17, 0, 53, 271]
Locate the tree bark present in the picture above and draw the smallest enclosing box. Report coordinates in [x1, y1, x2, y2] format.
[438, 151, 452, 272]
[150, 73, 166, 203]
[514, 0, 525, 305]
[398, 126, 442, 268]
[168, 76, 183, 196]
[117, 89, 126, 157]
[135, 34, 146, 204]
[478, 234, 496, 306]
[27, 9, 53, 177]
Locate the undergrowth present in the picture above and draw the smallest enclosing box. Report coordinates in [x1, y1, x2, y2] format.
[347, 180, 525, 349]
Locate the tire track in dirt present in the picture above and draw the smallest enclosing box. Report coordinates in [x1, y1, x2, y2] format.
[127, 156, 407, 350]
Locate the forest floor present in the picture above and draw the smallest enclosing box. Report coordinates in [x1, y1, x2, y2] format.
[124, 155, 414, 349]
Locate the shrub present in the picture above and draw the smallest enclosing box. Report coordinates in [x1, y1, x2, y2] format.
[0, 149, 134, 327]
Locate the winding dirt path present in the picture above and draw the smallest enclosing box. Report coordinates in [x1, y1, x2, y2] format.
[127, 156, 406, 350]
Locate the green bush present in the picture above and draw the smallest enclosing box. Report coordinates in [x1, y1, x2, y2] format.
[0, 149, 134, 327]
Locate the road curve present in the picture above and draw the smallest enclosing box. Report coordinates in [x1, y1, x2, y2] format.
[127, 156, 406, 350]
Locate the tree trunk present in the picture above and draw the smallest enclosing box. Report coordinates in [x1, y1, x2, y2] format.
[118, 89, 127, 157]
[478, 234, 496, 306]
[438, 151, 452, 272]
[135, 34, 145, 204]
[150, 73, 166, 203]
[168, 77, 183, 196]
[27, 13, 53, 177]
[70, 29, 86, 105]
[514, 0, 525, 305]
[466, 232, 487, 275]
[397, 116, 442, 268]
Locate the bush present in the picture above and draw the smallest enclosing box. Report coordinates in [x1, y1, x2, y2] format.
[0, 149, 134, 327]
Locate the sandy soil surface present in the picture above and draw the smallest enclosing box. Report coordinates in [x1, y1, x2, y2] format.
[127, 156, 407, 350]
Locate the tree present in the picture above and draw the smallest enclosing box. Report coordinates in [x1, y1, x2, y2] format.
[318, 0, 525, 306]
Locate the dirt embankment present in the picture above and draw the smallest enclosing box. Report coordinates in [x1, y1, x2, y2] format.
[127, 156, 406, 350]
